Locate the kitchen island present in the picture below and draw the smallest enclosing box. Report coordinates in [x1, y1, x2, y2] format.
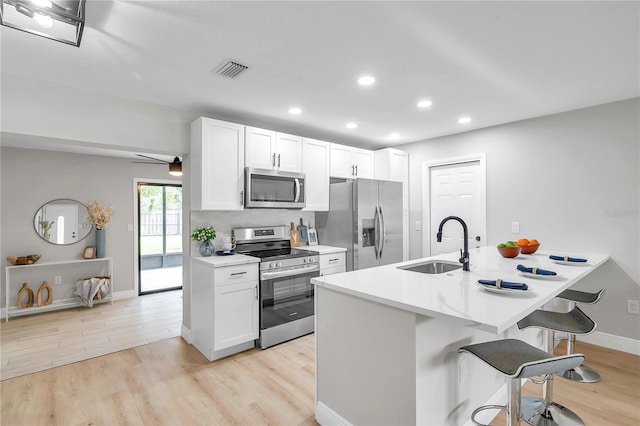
[311, 246, 608, 425]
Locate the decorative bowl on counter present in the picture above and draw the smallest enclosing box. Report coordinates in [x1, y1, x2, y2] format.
[7, 254, 41, 265]
[497, 246, 520, 258]
[520, 243, 540, 254]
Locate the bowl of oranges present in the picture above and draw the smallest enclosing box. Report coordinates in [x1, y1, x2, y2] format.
[497, 242, 521, 258]
[518, 238, 540, 254]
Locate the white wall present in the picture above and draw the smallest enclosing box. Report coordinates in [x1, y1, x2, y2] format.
[398, 98, 640, 341]
[0, 147, 182, 308]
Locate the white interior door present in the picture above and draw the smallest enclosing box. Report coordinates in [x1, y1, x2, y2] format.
[44, 204, 78, 244]
[423, 155, 486, 257]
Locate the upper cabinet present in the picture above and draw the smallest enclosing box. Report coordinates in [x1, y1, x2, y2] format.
[245, 126, 302, 173]
[330, 143, 374, 179]
[302, 138, 331, 211]
[191, 117, 245, 210]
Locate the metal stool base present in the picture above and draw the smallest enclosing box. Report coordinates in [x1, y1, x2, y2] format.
[559, 364, 601, 383]
[471, 404, 508, 426]
[521, 397, 584, 426]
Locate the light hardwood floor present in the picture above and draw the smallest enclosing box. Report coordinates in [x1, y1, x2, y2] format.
[1, 292, 639, 425]
[1, 290, 182, 380]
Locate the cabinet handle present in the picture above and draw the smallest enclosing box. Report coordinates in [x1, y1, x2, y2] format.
[351, 165, 355, 176]
[328, 258, 339, 262]
[230, 271, 247, 276]
[277, 153, 281, 168]
[355, 165, 358, 176]
[272, 153, 276, 167]
[240, 190, 244, 206]
[255, 285, 258, 300]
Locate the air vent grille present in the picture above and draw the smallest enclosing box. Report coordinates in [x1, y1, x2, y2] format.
[213, 59, 249, 79]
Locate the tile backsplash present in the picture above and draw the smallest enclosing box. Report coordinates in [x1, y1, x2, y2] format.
[190, 209, 316, 253]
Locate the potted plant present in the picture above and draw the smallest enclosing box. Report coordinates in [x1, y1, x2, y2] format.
[86, 201, 114, 258]
[191, 226, 216, 257]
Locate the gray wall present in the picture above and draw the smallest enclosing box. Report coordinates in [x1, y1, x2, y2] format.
[0, 147, 182, 307]
[398, 98, 640, 340]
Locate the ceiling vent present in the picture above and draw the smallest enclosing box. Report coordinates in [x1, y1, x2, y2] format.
[212, 59, 249, 79]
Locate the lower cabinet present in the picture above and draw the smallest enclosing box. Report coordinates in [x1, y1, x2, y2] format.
[319, 252, 346, 276]
[191, 260, 259, 361]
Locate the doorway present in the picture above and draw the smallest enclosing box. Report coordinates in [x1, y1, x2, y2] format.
[422, 154, 486, 257]
[138, 182, 183, 294]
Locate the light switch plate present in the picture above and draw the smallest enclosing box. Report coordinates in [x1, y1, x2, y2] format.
[511, 222, 520, 233]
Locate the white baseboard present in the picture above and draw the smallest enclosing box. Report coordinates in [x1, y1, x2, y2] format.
[113, 289, 135, 300]
[181, 324, 192, 344]
[315, 401, 352, 426]
[578, 330, 640, 356]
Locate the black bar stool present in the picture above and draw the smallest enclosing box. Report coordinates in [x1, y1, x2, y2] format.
[517, 306, 596, 425]
[458, 339, 584, 426]
[555, 288, 605, 383]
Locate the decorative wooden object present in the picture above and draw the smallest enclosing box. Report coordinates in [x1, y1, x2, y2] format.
[37, 281, 53, 306]
[17, 283, 34, 308]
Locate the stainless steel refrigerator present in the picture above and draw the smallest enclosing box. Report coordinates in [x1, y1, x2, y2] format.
[316, 179, 403, 271]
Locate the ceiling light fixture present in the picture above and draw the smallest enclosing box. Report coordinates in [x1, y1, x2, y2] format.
[346, 122, 358, 129]
[288, 107, 302, 115]
[417, 100, 433, 108]
[0, 0, 86, 47]
[390, 133, 400, 140]
[357, 75, 375, 86]
[458, 116, 472, 124]
[134, 154, 183, 177]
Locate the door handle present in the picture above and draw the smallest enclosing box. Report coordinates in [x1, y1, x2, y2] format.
[294, 178, 301, 202]
[373, 207, 380, 259]
[277, 153, 281, 168]
[272, 153, 276, 168]
[476, 236, 481, 241]
[378, 206, 385, 258]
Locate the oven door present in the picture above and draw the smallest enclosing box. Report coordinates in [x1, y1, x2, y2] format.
[245, 167, 305, 209]
[259, 265, 319, 330]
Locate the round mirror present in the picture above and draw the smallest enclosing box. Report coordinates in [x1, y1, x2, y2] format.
[34, 199, 93, 245]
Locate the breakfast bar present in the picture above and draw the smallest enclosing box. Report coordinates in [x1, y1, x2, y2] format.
[311, 246, 609, 425]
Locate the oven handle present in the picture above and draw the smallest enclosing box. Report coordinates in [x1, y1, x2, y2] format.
[261, 264, 319, 280]
[294, 178, 301, 203]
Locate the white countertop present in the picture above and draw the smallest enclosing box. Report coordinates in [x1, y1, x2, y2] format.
[190, 253, 260, 268]
[312, 246, 609, 334]
[296, 245, 347, 254]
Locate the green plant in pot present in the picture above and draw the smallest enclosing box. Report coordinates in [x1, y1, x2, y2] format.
[191, 226, 216, 257]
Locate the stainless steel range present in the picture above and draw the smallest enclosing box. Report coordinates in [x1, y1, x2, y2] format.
[232, 225, 319, 349]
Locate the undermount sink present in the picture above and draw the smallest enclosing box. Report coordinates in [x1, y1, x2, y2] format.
[397, 260, 462, 274]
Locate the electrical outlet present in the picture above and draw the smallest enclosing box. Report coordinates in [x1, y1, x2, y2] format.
[54, 275, 62, 285]
[627, 300, 640, 315]
[511, 222, 520, 233]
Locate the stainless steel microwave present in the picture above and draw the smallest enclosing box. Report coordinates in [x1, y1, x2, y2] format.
[244, 167, 305, 209]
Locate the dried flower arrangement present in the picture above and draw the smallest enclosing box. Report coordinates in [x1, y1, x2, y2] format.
[86, 201, 114, 230]
[191, 226, 216, 242]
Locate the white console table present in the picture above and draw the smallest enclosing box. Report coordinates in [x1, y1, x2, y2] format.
[4, 258, 113, 321]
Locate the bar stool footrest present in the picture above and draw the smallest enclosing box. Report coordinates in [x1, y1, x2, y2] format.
[471, 404, 508, 426]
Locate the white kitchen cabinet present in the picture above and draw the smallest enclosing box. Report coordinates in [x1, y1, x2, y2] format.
[319, 252, 346, 276]
[330, 143, 374, 179]
[191, 259, 259, 361]
[191, 117, 245, 210]
[375, 148, 410, 261]
[245, 126, 302, 172]
[302, 138, 331, 211]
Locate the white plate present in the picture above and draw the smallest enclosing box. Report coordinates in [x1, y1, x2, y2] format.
[476, 282, 528, 294]
[520, 271, 560, 280]
[552, 260, 589, 266]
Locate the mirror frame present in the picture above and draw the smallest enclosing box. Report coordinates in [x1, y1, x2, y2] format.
[33, 199, 93, 245]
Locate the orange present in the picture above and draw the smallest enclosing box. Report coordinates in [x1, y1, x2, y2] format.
[517, 238, 529, 247]
[529, 239, 539, 245]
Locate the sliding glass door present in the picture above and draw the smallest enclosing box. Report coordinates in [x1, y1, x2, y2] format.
[138, 183, 182, 295]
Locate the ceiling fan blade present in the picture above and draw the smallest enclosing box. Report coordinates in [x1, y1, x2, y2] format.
[135, 154, 169, 164]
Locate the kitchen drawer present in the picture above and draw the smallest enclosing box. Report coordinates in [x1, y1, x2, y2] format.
[320, 266, 345, 277]
[214, 264, 258, 286]
[320, 254, 346, 270]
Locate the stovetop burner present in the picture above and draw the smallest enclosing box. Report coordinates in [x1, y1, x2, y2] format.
[232, 226, 319, 263]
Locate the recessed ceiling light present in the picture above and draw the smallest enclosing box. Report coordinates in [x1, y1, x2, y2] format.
[417, 100, 433, 108]
[346, 122, 358, 129]
[357, 75, 375, 86]
[390, 133, 400, 140]
[288, 107, 302, 115]
[458, 116, 472, 124]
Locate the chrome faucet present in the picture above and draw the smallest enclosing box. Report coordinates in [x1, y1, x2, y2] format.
[436, 216, 470, 271]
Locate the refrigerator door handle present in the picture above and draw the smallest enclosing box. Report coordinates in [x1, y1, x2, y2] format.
[373, 206, 380, 259]
[378, 205, 386, 258]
